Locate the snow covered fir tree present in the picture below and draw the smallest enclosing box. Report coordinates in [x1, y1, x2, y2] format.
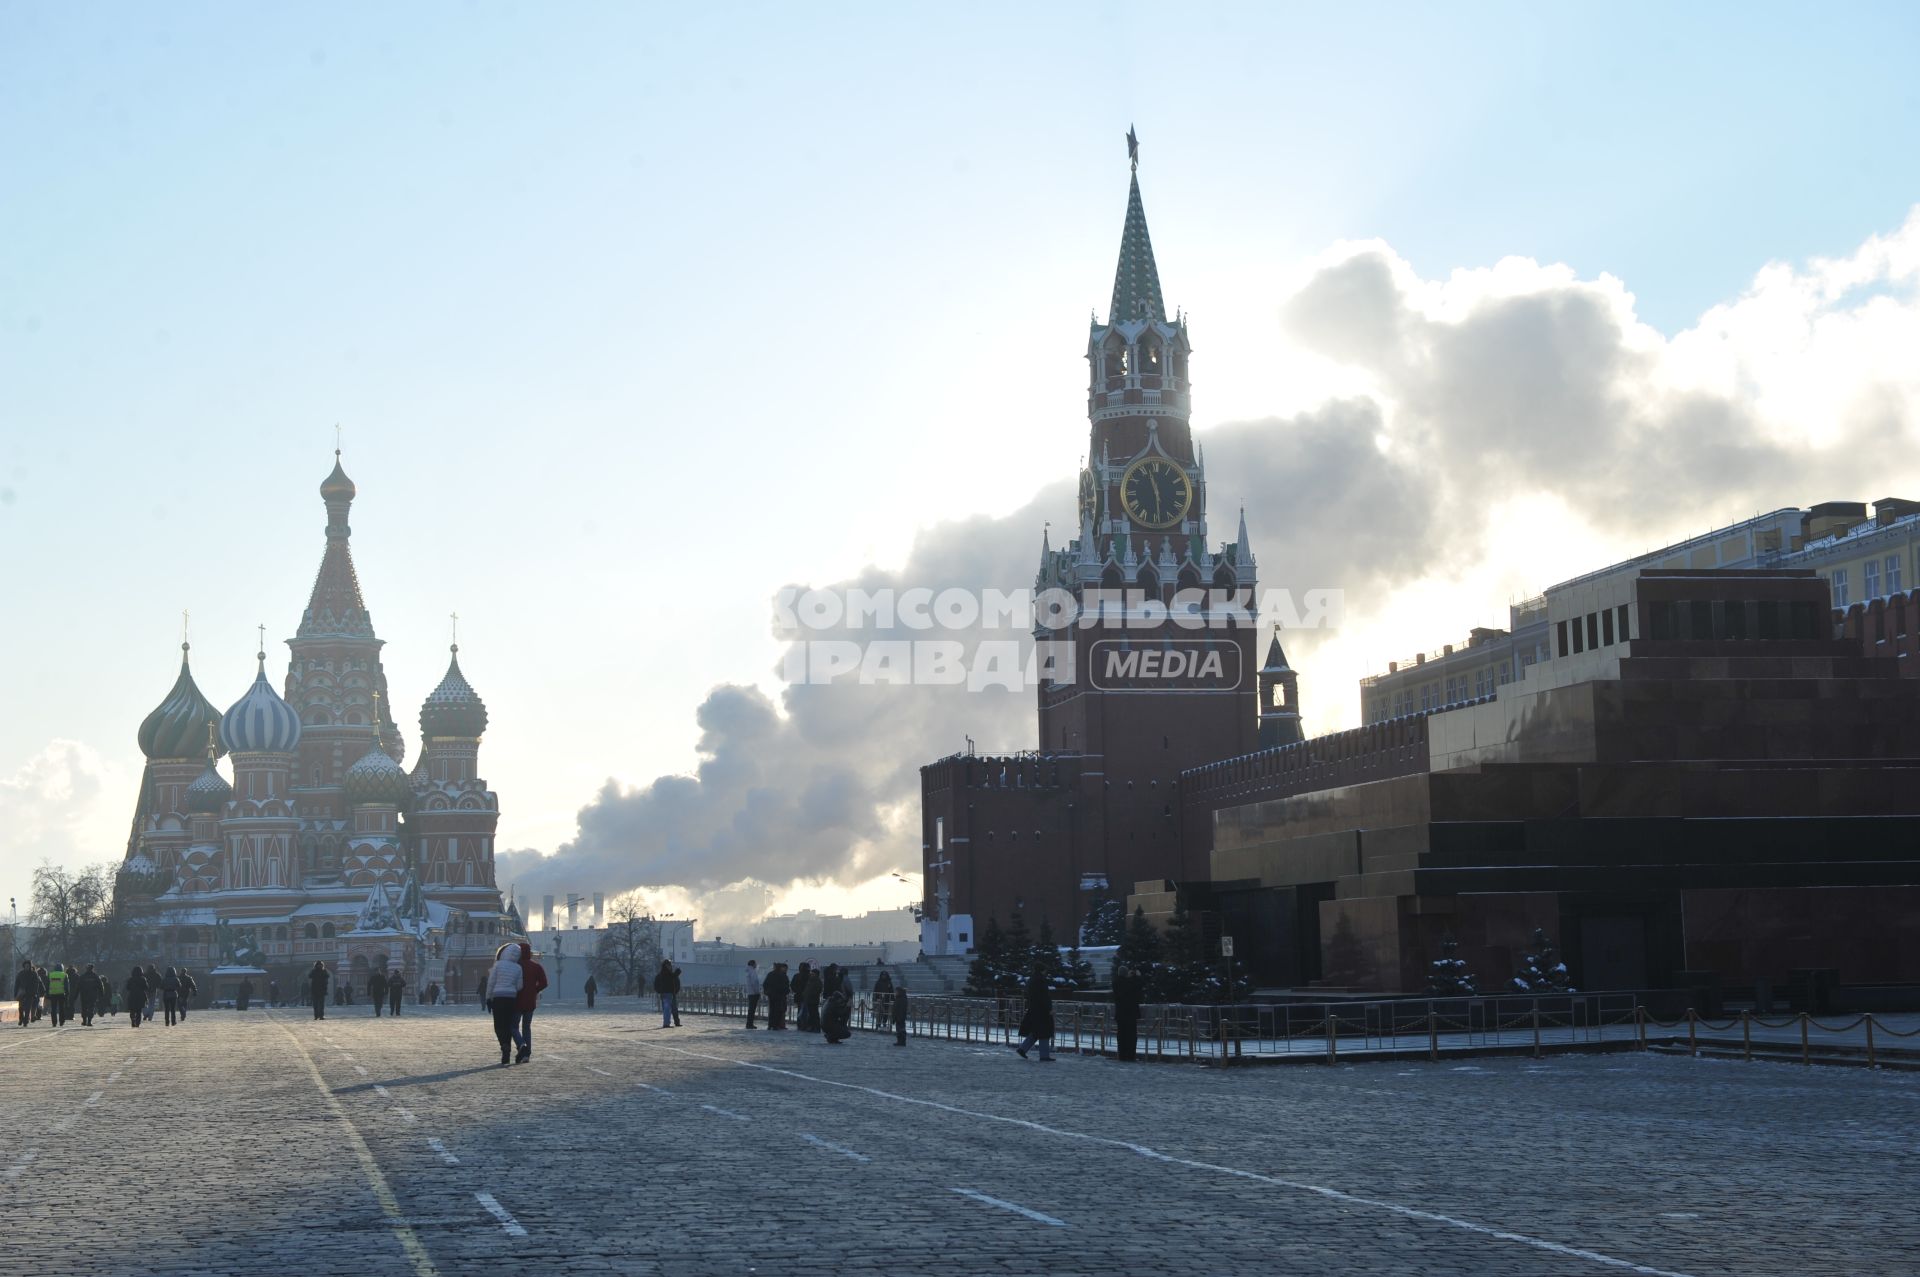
[1511, 928, 1575, 992]
[1425, 936, 1477, 996]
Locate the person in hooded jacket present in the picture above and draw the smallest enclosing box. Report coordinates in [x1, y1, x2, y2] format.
[486, 944, 525, 1066]
[823, 978, 852, 1045]
[76, 964, 103, 1026]
[308, 960, 331, 1020]
[762, 963, 790, 1029]
[14, 958, 38, 1028]
[512, 943, 547, 1062]
[1014, 970, 1055, 1062]
[159, 967, 182, 1027]
[652, 959, 680, 1028]
[125, 967, 149, 1028]
[797, 964, 823, 1033]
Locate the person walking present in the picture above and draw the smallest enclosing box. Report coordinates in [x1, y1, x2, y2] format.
[368, 968, 389, 1017]
[1112, 961, 1144, 1062]
[308, 960, 331, 1020]
[144, 964, 161, 1021]
[125, 967, 149, 1028]
[77, 964, 102, 1027]
[763, 962, 790, 1030]
[743, 960, 762, 1029]
[1014, 970, 1054, 1062]
[796, 963, 821, 1033]
[873, 968, 894, 1005]
[159, 967, 180, 1027]
[892, 978, 909, 1047]
[14, 958, 37, 1028]
[237, 978, 253, 1012]
[387, 970, 406, 1017]
[45, 963, 69, 1028]
[268, 979, 281, 1008]
[652, 959, 680, 1029]
[485, 943, 525, 1067]
[512, 943, 547, 1063]
[474, 973, 488, 1009]
[177, 968, 196, 1020]
[583, 974, 597, 1010]
[823, 974, 852, 1045]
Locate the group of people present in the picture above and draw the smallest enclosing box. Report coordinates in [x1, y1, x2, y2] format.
[301, 964, 443, 1019]
[13, 958, 197, 1029]
[482, 941, 551, 1065]
[739, 959, 911, 1046]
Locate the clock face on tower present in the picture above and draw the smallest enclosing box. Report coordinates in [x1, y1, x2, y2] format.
[1120, 456, 1193, 529]
[1079, 468, 1098, 524]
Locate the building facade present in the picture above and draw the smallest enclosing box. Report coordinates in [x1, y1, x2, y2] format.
[918, 141, 1289, 952]
[117, 455, 520, 1002]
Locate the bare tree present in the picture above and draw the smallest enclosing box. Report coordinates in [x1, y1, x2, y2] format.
[26, 862, 130, 964]
[591, 890, 663, 997]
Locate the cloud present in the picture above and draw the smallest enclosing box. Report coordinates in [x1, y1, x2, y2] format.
[507, 209, 1920, 926]
[0, 740, 128, 896]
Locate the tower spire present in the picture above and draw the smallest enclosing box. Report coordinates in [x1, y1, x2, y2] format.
[1108, 129, 1165, 325]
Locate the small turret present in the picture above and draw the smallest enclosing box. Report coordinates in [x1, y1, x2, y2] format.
[1257, 631, 1302, 748]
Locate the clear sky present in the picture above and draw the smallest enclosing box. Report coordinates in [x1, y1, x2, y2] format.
[5, 3, 1919, 928]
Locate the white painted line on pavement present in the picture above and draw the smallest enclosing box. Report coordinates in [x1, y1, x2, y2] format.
[474, 1192, 528, 1238]
[801, 1134, 871, 1163]
[700, 1104, 747, 1121]
[583, 1065, 613, 1076]
[355, 1065, 370, 1076]
[395, 1108, 418, 1124]
[636, 1083, 671, 1095]
[426, 1137, 460, 1166]
[340, 1053, 355, 1061]
[596, 1033, 1700, 1277]
[83, 1090, 103, 1107]
[106, 1071, 122, 1084]
[2, 1149, 38, 1181]
[951, 1188, 1065, 1226]
[373, 1084, 392, 1099]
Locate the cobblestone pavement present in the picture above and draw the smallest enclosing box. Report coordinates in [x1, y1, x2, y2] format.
[3, 1002, 1915, 1276]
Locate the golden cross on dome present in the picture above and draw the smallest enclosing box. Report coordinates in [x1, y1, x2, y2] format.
[256, 622, 266, 659]
[335, 422, 342, 456]
[181, 608, 189, 647]
[450, 611, 459, 649]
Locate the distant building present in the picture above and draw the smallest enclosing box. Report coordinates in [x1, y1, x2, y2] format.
[749, 907, 917, 947]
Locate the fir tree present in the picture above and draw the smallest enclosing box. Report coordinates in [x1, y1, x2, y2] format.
[965, 916, 1007, 996]
[1001, 910, 1035, 993]
[1118, 904, 1161, 970]
[1157, 898, 1208, 1001]
[1425, 935, 1477, 997]
[1032, 917, 1065, 983]
[1062, 940, 1096, 992]
[1079, 897, 1124, 947]
[1510, 928, 1574, 993]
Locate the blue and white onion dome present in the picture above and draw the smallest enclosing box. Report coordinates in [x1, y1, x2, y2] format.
[221, 650, 303, 754]
[343, 743, 411, 806]
[184, 752, 233, 813]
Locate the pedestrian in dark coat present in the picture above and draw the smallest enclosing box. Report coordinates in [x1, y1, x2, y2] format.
[873, 970, 894, 1000]
[177, 969, 195, 1019]
[237, 978, 253, 1012]
[475, 973, 488, 1009]
[76, 965, 103, 1026]
[824, 982, 852, 1044]
[308, 961, 331, 1020]
[14, 959, 38, 1027]
[1015, 972, 1055, 1062]
[652, 960, 680, 1029]
[368, 969, 389, 1017]
[1112, 961, 1145, 1062]
[797, 964, 822, 1032]
[125, 968, 148, 1028]
[144, 964, 161, 1020]
[892, 980, 909, 1046]
[387, 971, 406, 1016]
[511, 945, 545, 1061]
[762, 963, 790, 1029]
[268, 979, 280, 1007]
[583, 974, 597, 1009]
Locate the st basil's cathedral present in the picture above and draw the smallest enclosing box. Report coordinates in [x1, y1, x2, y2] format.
[116, 454, 522, 1000]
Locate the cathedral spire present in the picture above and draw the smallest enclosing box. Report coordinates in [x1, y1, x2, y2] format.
[300, 449, 374, 639]
[1108, 130, 1165, 326]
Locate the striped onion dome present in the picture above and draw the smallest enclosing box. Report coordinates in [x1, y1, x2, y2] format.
[420, 644, 488, 739]
[138, 644, 223, 760]
[343, 744, 410, 806]
[183, 752, 232, 813]
[221, 651, 303, 754]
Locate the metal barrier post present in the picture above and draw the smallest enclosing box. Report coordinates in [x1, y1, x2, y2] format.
[1743, 1011, 1752, 1061]
[1533, 1004, 1542, 1059]
[1866, 1013, 1876, 1069]
[1636, 1004, 1646, 1051]
[1801, 1012, 1810, 1066]
[1687, 1008, 1697, 1058]
[1428, 1010, 1438, 1062]
[1326, 1010, 1338, 1065]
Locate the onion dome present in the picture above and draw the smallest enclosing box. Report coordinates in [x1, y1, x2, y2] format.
[320, 453, 356, 502]
[138, 644, 224, 760]
[221, 651, 303, 754]
[343, 744, 411, 806]
[118, 851, 166, 898]
[184, 753, 232, 814]
[420, 644, 488, 739]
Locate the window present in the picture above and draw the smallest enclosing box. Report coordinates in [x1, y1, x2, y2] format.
[1865, 558, 1881, 600]
[321, 923, 336, 939]
[303, 923, 318, 940]
[1587, 613, 1599, 651]
[1617, 605, 1631, 643]
[1602, 609, 1615, 645]
[1556, 620, 1570, 657]
[1832, 568, 1849, 608]
[1572, 618, 1584, 654]
[1648, 601, 1676, 640]
[1888, 555, 1903, 596]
